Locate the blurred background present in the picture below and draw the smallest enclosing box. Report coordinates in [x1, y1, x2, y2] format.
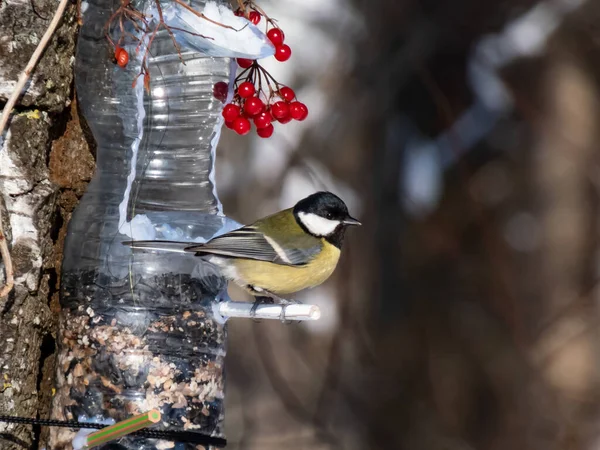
[216, 0, 600, 448]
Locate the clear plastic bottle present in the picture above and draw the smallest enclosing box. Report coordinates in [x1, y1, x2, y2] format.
[48, 0, 253, 448]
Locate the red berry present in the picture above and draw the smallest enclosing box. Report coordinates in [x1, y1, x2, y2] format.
[225, 120, 235, 129]
[270, 101, 290, 120]
[222, 103, 241, 122]
[279, 86, 295, 102]
[115, 48, 129, 68]
[277, 116, 292, 124]
[254, 110, 273, 129]
[234, 8, 243, 16]
[267, 28, 285, 46]
[237, 58, 253, 69]
[257, 123, 274, 138]
[289, 101, 308, 121]
[213, 81, 228, 103]
[274, 44, 291, 62]
[243, 97, 264, 116]
[249, 11, 261, 25]
[233, 117, 251, 135]
[238, 81, 255, 98]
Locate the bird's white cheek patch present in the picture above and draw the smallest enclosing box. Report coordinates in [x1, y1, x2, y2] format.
[298, 212, 340, 236]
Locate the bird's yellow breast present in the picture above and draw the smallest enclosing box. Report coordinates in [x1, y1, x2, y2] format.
[232, 239, 341, 295]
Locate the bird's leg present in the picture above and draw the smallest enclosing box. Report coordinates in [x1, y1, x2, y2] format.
[247, 285, 302, 323]
[249, 295, 274, 321]
[265, 293, 302, 306]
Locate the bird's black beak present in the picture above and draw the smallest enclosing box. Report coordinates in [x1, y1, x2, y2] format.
[342, 216, 361, 226]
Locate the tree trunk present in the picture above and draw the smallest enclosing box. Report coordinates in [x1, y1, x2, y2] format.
[0, 1, 92, 448]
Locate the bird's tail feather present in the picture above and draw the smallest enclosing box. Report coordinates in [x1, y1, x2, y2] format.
[122, 240, 195, 253]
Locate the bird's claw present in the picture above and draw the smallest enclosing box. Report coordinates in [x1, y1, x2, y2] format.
[279, 304, 289, 323]
[250, 300, 261, 322]
[276, 298, 301, 324]
[250, 295, 302, 324]
[250, 296, 274, 322]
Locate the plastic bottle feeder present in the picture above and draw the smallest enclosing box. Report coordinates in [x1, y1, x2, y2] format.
[49, 0, 275, 448]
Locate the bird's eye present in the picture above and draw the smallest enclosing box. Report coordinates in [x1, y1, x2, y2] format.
[326, 213, 333, 219]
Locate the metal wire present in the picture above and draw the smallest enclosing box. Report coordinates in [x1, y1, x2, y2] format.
[0, 415, 227, 447]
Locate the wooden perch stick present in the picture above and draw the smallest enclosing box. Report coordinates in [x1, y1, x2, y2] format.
[0, 0, 70, 298]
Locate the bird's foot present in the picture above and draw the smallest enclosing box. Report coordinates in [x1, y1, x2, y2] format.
[250, 291, 302, 323]
[250, 296, 274, 322]
[269, 295, 301, 306]
[270, 296, 302, 323]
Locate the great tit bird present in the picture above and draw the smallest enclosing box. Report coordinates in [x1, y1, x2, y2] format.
[123, 191, 360, 301]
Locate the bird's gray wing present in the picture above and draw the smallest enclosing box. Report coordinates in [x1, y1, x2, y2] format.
[184, 227, 321, 266]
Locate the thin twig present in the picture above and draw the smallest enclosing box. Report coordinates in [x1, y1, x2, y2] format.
[168, 26, 213, 41]
[0, 0, 70, 298]
[106, 0, 238, 85]
[153, 0, 185, 63]
[171, 0, 238, 30]
[246, 2, 278, 29]
[252, 324, 341, 449]
[0, 221, 12, 298]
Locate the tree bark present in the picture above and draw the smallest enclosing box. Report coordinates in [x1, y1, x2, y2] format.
[0, 1, 91, 448]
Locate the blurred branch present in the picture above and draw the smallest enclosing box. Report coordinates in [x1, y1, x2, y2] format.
[311, 249, 355, 426]
[417, 65, 525, 343]
[252, 323, 341, 449]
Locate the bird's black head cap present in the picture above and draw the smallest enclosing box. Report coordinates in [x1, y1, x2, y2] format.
[293, 191, 349, 220]
[293, 192, 360, 248]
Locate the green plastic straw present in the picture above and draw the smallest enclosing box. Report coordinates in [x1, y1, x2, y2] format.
[84, 409, 161, 449]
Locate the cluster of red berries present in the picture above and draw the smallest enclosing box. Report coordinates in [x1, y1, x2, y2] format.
[212, 5, 308, 138]
[217, 81, 307, 137]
